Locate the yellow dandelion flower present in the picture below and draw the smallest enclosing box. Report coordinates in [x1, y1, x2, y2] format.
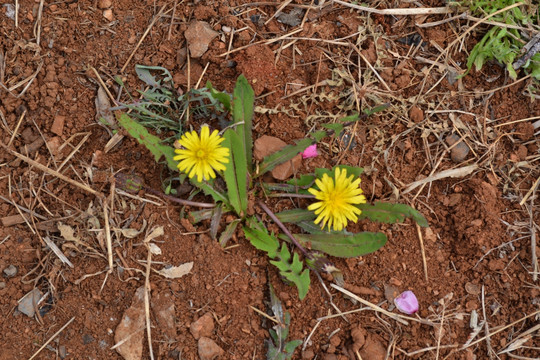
[174, 126, 230, 182]
[307, 167, 367, 231]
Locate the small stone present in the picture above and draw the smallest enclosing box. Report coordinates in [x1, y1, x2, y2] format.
[98, 0, 112, 9]
[18, 288, 43, 317]
[253, 135, 302, 180]
[3, 264, 18, 277]
[115, 286, 146, 360]
[359, 333, 386, 360]
[0, 281, 6, 289]
[82, 334, 95, 345]
[409, 106, 424, 123]
[152, 292, 176, 341]
[51, 115, 65, 136]
[445, 134, 470, 163]
[198, 337, 224, 360]
[384, 284, 400, 303]
[59, 345, 67, 359]
[190, 312, 214, 340]
[465, 282, 481, 296]
[221, 25, 231, 33]
[302, 349, 315, 359]
[103, 9, 114, 21]
[185, 21, 219, 58]
[47, 136, 62, 155]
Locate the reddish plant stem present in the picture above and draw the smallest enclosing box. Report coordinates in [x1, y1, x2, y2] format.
[257, 201, 312, 259]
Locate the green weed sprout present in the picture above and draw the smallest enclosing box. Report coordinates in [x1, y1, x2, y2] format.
[115, 73, 428, 303]
[454, 0, 540, 80]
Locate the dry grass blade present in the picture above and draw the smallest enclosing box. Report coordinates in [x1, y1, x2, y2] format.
[331, 284, 436, 326]
[403, 165, 478, 194]
[0, 141, 102, 197]
[28, 317, 75, 360]
[332, 0, 452, 15]
[43, 236, 74, 268]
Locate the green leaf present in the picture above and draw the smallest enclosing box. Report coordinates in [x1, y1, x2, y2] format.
[286, 174, 315, 187]
[257, 138, 313, 177]
[266, 284, 302, 360]
[232, 75, 255, 173]
[193, 180, 229, 205]
[322, 123, 344, 134]
[243, 218, 310, 300]
[244, 224, 280, 259]
[116, 113, 178, 171]
[135, 65, 173, 89]
[223, 129, 248, 216]
[219, 219, 241, 247]
[288, 232, 387, 258]
[270, 244, 310, 300]
[275, 209, 316, 224]
[358, 202, 429, 227]
[206, 81, 232, 111]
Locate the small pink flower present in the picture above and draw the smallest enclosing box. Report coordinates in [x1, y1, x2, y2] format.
[394, 290, 419, 314]
[302, 144, 318, 159]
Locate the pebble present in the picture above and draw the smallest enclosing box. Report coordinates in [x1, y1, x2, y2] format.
[114, 286, 146, 360]
[0, 281, 6, 289]
[409, 106, 424, 123]
[152, 292, 176, 341]
[3, 264, 18, 277]
[59, 345, 67, 359]
[221, 25, 231, 33]
[190, 312, 215, 340]
[82, 334, 95, 345]
[253, 135, 302, 180]
[185, 21, 219, 58]
[103, 9, 114, 21]
[198, 337, 224, 360]
[18, 288, 43, 317]
[465, 282, 481, 296]
[51, 115, 65, 136]
[98, 0, 112, 9]
[445, 134, 470, 163]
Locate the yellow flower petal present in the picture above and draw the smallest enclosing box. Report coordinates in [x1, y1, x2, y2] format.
[175, 128, 230, 182]
[307, 168, 367, 231]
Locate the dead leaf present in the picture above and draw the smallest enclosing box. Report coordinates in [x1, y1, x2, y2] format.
[144, 226, 164, 243]
[149, 243, 162, 255]
[119, 219, 147, 238]
[95, 86, 115, 128]
[156, 262, 193, 279]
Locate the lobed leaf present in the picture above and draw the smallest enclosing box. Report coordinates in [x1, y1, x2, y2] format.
[117, 113, 178, 171]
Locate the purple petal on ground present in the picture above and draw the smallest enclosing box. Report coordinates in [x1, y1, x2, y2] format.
[394, 290, 419, 314]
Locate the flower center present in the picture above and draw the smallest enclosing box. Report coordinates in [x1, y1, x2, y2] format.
[196, 149, 206, 159]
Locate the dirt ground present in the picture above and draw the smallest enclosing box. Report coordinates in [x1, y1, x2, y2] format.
[0, 1, 539, 359]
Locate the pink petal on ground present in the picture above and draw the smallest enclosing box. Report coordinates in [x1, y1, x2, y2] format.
[302, 144, 318, 159]
[394, 290, 419, 315]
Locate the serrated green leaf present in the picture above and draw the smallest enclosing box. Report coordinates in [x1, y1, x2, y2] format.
[244, 219, 310, 300]
[288, 232, 387, 258]
[358, 202, 428, 227]
[193, 180, 229, 205]
[232, 75, 255, 173]
[244, 226, 280, 259]
[270, 244, 310, 300]
[117, 113, 178, 171]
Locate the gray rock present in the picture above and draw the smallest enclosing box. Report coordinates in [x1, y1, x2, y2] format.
[3, 264, 18, 277]
[18, 288, 42, 317]
[185, 21, 218, 58]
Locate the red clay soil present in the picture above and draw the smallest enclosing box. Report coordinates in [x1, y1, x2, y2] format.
[0, 1, 538, 360]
